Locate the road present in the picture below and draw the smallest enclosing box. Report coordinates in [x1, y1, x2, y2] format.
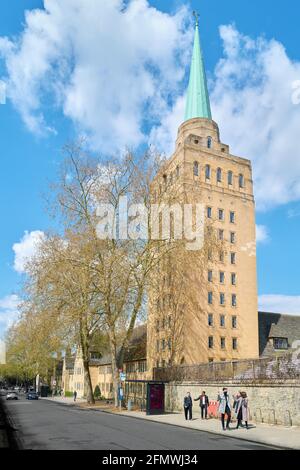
[2, 396, 273, 450]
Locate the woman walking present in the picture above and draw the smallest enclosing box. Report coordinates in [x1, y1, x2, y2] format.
[235, 391, 249, 429]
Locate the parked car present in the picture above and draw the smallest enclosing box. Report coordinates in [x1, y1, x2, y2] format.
[27, 391, 39, 400]
[6, 392, 18, 400]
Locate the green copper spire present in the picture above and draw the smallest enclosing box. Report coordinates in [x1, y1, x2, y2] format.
[184, 12, 212, 121]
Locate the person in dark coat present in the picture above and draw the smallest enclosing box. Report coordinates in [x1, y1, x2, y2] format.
[73, 390, 77, 402]
[194, 391, 209, 419]
[183, 392, 193, 420]
[235, 391, 250, 429]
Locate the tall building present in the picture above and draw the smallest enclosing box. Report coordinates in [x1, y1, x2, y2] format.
[147, 15, 259, 370]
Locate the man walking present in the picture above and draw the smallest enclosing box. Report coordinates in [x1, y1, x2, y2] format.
[194, 391, 209, 419]
[183, 392, 193, 421]
[73, 390, 77, 402]
[218, 388, 231, 430]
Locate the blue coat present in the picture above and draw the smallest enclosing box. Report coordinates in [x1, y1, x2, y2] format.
[218, 393, 231, 414]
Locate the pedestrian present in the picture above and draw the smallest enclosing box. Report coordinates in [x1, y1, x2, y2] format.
[183, 392, 193, 421]
[235, 391, 249, 429]
[218, 387, 232, 431]
[194, 390, 209, 419]
[73, 390, 77, 402]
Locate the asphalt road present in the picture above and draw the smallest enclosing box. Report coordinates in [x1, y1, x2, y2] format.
[2, 396, 273, 450]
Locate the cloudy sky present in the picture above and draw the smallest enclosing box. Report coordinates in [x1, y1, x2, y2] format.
[0, 0, 300, 336]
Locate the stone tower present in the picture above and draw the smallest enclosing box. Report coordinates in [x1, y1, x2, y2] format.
[147, 15, 259, 372]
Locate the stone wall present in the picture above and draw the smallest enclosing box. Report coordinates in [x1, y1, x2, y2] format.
[164, 381, 300, 426]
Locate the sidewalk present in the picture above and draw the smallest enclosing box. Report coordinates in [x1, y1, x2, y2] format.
[42, 397, 300, 449]
[112, 409, 300, 450]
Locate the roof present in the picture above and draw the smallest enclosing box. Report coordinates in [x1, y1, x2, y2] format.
[97, 324, 147, 366]
[258, 311, 300, 356]
[184, 16, 212, 121]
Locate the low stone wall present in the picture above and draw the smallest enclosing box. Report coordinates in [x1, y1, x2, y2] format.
[165, 381, 300, 427]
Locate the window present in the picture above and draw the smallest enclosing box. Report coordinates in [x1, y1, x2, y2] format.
[168, 339, 172, 351]
[208, 336, 214, 349]
[208, 292, 213, 304]
[168, 316, 172, 328]
[232, 338, 238, 350]
[208, 314, 214, 326]
[207, 207, 212, 218]
[208, 270, 213, 282]
[220, 314, 225, 327]
[218, 209, 224, 221]
[230, 232, 236, 244]
[162, 339, 165, 351]
[219, 229, 224, 241]
[205, 164, 211, 179]
[207, 137, 212, 148]
[219, 271, 225, 284]
[156, 340, 160, 352]
[273, 338, 288, 350]
[176, 165, 180, 178]
[230, 252, 236, 265]
[221, 337, 226, 349]
[219, 251, 224, 263]
[220, 293, 225, 305]
[230, 211, 235, 224]
[239, 174, 244, 188]
[163, 174, 167, 187]
[193, 161, 199, 176]
[231, 273, 236, 286]
[232, 316, 237, 329]
[232, 294, 237, 307]
[208, 249, 213, 261]
[156, 319, 160, 333]
[217, 167, 222, 183]
[228, 171, 233, 185]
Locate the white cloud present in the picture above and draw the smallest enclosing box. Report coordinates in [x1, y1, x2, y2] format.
[0, 0, 192, 153]
[0, 294, 20, 335]
[259, 295, 300, 316]
[13, 230, 45, 274]
[256, 224, 269, 244]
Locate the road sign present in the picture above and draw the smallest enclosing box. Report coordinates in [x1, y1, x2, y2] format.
[120, 372, 126, 382]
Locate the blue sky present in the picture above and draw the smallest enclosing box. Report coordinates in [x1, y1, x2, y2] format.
[0, 0, 300, 336]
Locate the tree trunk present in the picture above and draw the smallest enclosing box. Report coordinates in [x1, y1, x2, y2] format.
[110, 347, 119, 407]
[83, 358, 95, 404]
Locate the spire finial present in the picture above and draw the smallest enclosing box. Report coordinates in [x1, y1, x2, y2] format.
[193, 10, 199, 27]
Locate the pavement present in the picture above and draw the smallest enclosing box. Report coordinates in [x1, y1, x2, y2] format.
[42, 396, 300, 450]
[2, 395, 274, 450]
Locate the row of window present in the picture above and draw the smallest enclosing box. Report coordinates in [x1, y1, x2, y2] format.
[208, 271, 236, 285]
[193, 163, 245, 188]
[208, 292, 237, 307]
[207, 207, 236, 223]
[156, 316, 172, 332]
[125, 361, 148, 373]
[208, 314, 237, 329]
[209, 336, 238, 350]
[208, 251, 237, 264]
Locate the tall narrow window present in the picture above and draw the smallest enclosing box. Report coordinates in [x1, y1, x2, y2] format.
[232, 316, 237, 329]
[218, 209, 224, 221]
[208, 270, 213, 282]
[228, 171, 233, 186]
[230, 252, 236, 265]
[231, 273, 236, 286]
[205, 164, 211, 180]
[208, 336, 214, 349]
[219, 229, 224, 241]
[220, 293, 225, 305]
[208, 314, 214, 326]
[217, 167, 222, 183]
[207, 137, 212, 149]
[220, 271, 225, 284]
[207, 207, 212, 218]
[193, 161, 199, 176]
[220, 314, 225, 327]
[232, 294, 237, 307]
[230, 232, 236, 244]
[208, 292, 213, 305]
[221, 337, 226, 349]
[232, 338, 238, 350]
[239, 174, 245, 188]
[230, 211, 235, 224]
